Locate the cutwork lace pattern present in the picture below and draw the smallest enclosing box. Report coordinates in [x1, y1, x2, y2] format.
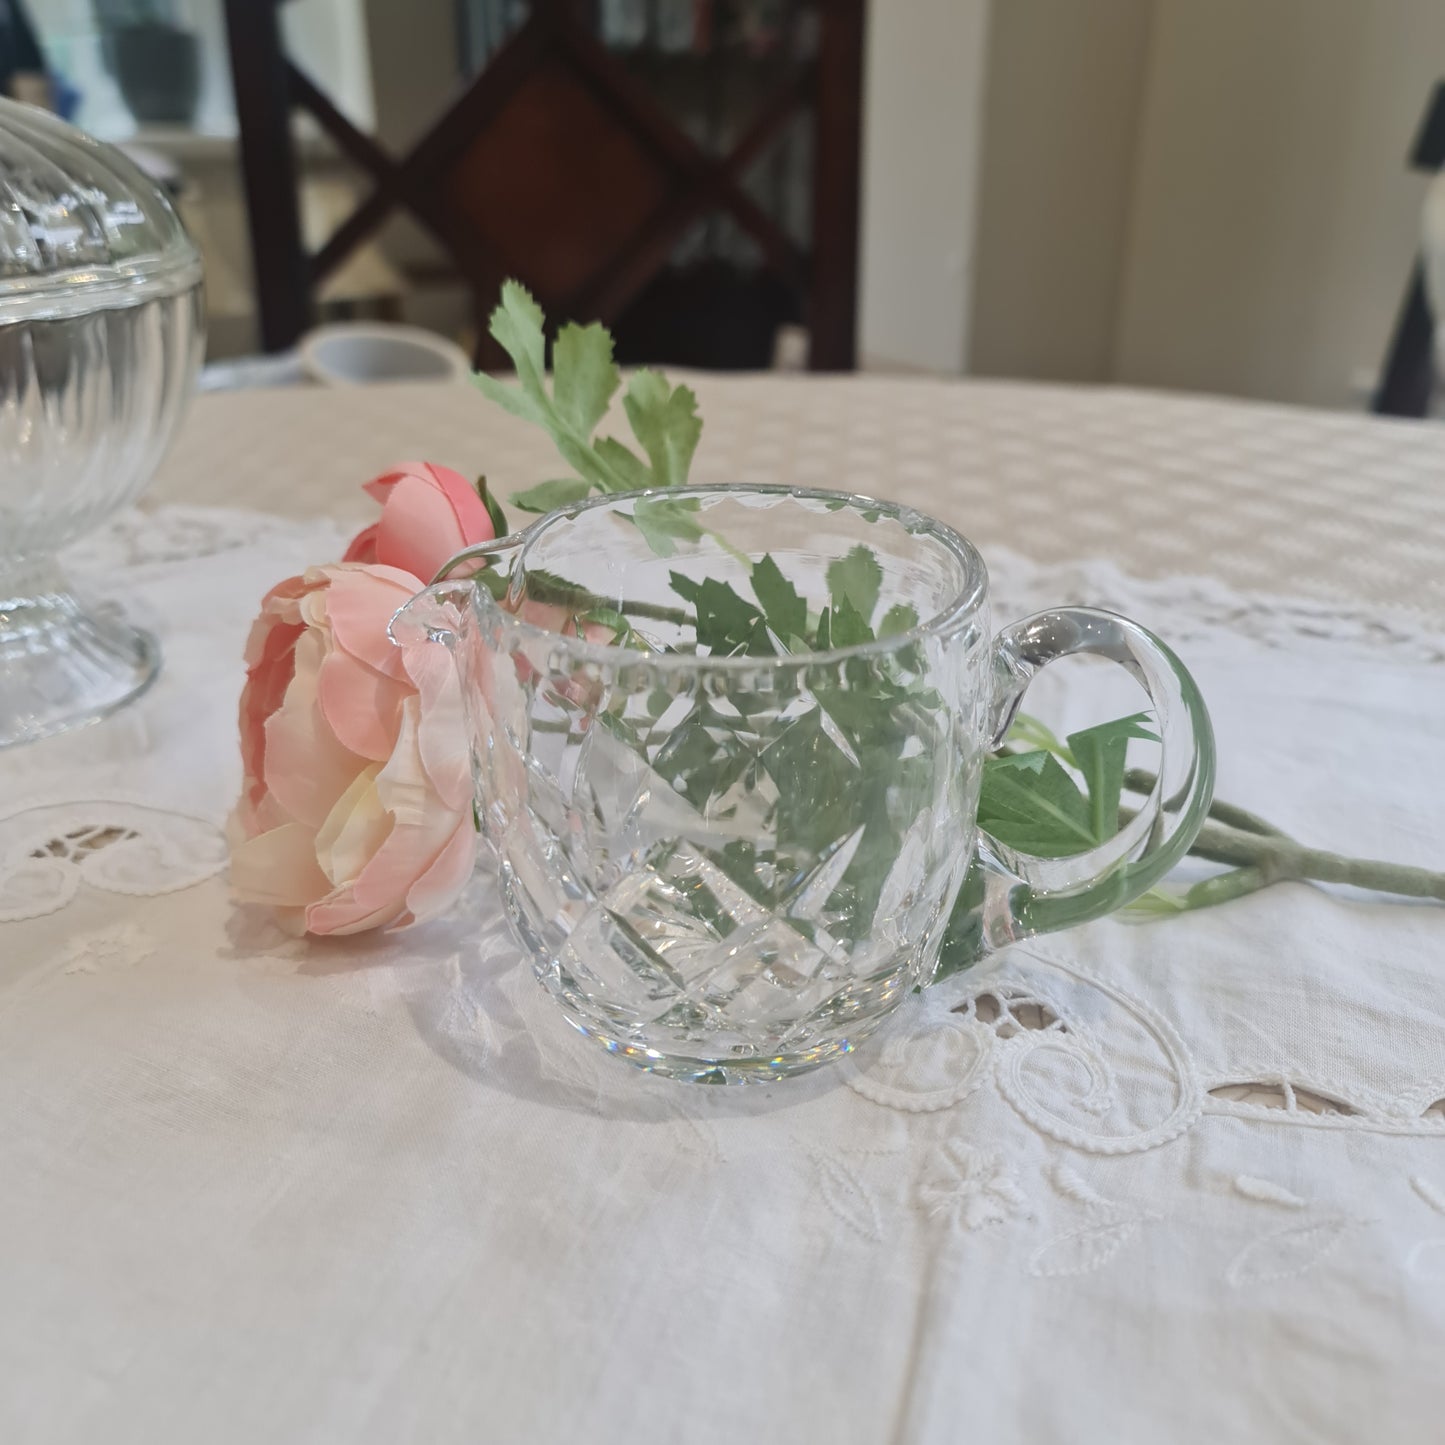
[5, 503, 1445, 1293]
[0, 798, 228, 923]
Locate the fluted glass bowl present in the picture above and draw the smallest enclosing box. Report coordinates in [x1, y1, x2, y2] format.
[0, 99, 204, 748]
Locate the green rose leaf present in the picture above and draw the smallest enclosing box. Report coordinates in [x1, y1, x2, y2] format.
[977, 751, 1096, 857]
[1067, 712, 1157, 844]
[750, 553, 807, 638]
[510, 477, 594, 514]
[623, 370, 703, 489]
[476, 475, 509, 536]
[552, 321, 620, 438]
[632, 496, 705, 558]
[826, 544, 883, 624]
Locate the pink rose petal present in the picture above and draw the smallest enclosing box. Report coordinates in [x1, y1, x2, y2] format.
[320, 563, 420, 677]
[429, 465, 494, 541]
[401, 637, 472, 810]
[357, 463, 495, 581]
[231, 550, 477, 939]
[229, 822, 333, 907]
[344, 697, 468, 920]
[304, 890, 408, 936]
[342, 521, 380, 563]
[313, 765, 393, 887]
[318, 647, 408, 762]
[360, 464, 411, 506]
[263, 629, 369, 829]
[237, 618, 303, 832]
[373, 474, 466, 581]
[403, 819, 476, 924]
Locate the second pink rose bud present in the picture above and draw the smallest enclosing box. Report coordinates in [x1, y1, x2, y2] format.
[343, 461, 497, 583]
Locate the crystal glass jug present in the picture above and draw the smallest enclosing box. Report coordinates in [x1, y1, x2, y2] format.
[392, 485, 1214, 1082]
[0, 99, 204, 747]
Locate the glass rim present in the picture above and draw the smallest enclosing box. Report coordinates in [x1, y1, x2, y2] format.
[471, 482, 989, 674]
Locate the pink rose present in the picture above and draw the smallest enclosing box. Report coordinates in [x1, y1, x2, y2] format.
[229, 563, 476, 936]
[343, 461, 496, 581]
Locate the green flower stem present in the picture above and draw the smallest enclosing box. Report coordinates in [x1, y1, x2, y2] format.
[1124, 761, 1445, 903]
[513, 573, 690, 626]
[1187, 821, 1445, 901]
[702, 525, 756, 572]
[1198, 799, 1292, 840]
[1120, 796, 1445, 910]
[441, 558, 691, 627]
[1122, 766, 1289, 839]
[557, 590, 689, 627]
[1173, 865, 1274, 910]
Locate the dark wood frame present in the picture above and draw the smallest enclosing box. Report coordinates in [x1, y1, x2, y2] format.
[224, 0, 865, 369]
[1373, 80, 1445, 418]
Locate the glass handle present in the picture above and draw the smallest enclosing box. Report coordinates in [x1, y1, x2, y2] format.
[386, 580, 477, 651]
[431, 531, 529, 586]
[388, 532, 531, 649]
[975, 607, 1216, 950]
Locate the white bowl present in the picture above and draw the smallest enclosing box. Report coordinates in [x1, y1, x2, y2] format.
[299, 323, 472, 386]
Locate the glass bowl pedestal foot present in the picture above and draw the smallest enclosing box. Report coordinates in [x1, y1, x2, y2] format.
[0, 560, 160, 749]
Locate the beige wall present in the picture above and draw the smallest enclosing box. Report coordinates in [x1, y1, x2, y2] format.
[969, 0, 1154, 383]
[1114, 0, 1445, 407]
[357, 0, 466, 315]
[282, 0, 376, 131]
[361, 0, 460, 151]
[858, 0, 992, 372]
[966, 0, 1445, 408]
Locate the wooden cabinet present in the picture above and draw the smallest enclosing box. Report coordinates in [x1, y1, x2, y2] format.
[226, 0, 864, 369]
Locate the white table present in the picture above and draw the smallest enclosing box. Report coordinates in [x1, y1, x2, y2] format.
[151, 376, 1445, 622]
[4, 377, 1445, 1444]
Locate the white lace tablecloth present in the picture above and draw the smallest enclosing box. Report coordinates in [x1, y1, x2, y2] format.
[4, 379, 1445, 1444]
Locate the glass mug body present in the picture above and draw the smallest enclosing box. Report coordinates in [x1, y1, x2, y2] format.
[393, 485, 1213, 1083]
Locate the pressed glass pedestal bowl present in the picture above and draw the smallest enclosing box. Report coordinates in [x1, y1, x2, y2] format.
[0, 99, 203, 748]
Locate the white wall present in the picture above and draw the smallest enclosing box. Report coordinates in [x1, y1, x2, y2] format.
[968, 0, 1155, 383]
[1113, 0, 1445, 407]
[282, 0, 377, 132]
[858, 0, 991, 373]
[958, 0, 1445, 407]
[361, 0, 459, 151]
[33, 0, 376, 140]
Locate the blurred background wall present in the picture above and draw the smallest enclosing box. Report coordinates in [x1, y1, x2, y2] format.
[857, 0, 988, 376]
[964, 0, 1445, 407]
[25, 0, 1445, 408]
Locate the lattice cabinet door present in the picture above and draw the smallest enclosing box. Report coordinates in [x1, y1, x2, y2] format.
[226, 0, 864, 370]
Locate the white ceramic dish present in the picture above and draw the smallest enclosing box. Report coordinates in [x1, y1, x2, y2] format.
[299, 323, 472, 386]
